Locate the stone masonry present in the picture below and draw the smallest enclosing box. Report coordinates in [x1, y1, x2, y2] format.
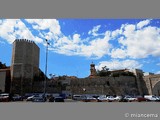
[10, 39, 40, 95]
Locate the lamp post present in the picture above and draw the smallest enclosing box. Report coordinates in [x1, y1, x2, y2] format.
[43, 39, 49, 99]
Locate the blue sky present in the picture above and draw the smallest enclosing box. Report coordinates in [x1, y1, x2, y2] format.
[0, 19, 160, 78]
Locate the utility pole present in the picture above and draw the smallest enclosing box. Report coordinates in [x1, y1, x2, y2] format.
[43, 39, 50, 99]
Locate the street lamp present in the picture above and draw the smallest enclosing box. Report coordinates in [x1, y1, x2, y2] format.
[43, 39, 50, 98]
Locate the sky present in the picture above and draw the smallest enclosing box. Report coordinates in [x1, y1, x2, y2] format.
[0, 19, 160, 78]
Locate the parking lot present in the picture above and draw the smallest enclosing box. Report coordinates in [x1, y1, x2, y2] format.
[1, 93, 160, 103]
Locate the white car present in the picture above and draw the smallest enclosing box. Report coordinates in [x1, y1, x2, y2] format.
[0, 93, 10, 102]
[106, 96, 115, 102]
[144, 95, 159, 101]
[81, 95, 97, 102]
[124, 96, 137, 102]
[72, 95, 82, 100]
[97, 95, 108, 102]
[114, 96, 122, 101]
[97, 95, 115, 102]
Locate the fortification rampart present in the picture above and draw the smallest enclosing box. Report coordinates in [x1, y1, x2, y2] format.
[70, 76, 139, 95]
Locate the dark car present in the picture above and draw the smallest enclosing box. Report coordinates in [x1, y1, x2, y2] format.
[48, 96, 55, 102]
[118, 96, 128, 102]
[54, 97, 64, 102]
[32, 96, 45, 102]
[26, 95, 35, 101]
[12, 94, 23, 101]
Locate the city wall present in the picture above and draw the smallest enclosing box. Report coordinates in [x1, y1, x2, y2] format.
[70, 76, 139, 95]
[144, 74, 160, 96]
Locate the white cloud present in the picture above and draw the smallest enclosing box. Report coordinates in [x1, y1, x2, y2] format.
[24, 19, 111, 59]
[25, 19, 62, 45]
[52, 32, 112, 59]
[0, 19, 43, 44]
[1, 19, 159, 60]
[110, 48, 127, 59]
[73, 34, 81, 43]
[80, 37, 111, 58]
[111, 29, 122, 38]
[88, 25, 101, 36]
[110, 19, 160, 59]
[25, 19, 61, 36]
[137, 19, 151, 29]
[95, 59, 142, 71]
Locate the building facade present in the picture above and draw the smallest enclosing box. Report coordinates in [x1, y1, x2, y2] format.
[10, 39, 40, 95]
[0, 68, 11, 93]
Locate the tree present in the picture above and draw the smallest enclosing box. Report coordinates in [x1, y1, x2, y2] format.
[110, 71, 135, 77]
[0, 61, 7, 69]
[49, 73, 56, 79]
[97, 66, 111, 77]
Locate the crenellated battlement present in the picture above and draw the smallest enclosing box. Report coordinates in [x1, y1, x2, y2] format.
[14, 39, 34, 44]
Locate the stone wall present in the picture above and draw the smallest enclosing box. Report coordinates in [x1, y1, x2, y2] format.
[70, 76, 139, 95]
[132, 69, 149, 96]
[0, 71, 6, 92]
[25, 74, 160, 96]
[0, 69, 11, 93]
[144, 74, 160, 95]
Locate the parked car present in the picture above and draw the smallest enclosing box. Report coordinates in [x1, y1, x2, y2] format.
[54, 97, 64, 102]
[0, 93, 10, 102]
[32, 96, 45, 102]
[72, 94, 82, 100]
[156, 96, 160, 101]
[48, 96, 55, 102]
[144, 95, 160, 101]
[124, 96, 137, 102]
[12, 94, 23, 101]
[92, 95, 100, 99]
[118, 97, 128, 102]
[126, 96, 134, 102]
[113, 96, 123, 101]
[106, 96, 115, 102]
[136, 96, 150, 102]
[81, 95, 97, 102]
[59, 93, 66, 99]
[26, 95, 35, 101]
[97, 95, 108, 102]
[26, 94, 45, 102]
